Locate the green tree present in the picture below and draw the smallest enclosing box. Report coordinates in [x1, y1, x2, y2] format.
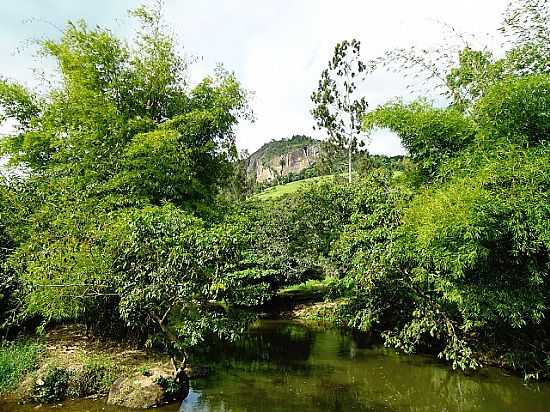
[354, 74, 550, 375]
[311, 39, 369, 182]
[0, 3, 254, 378]
[0, 177, 29, 334]
[366, 0, 550, 112]
[107, 205, 272, 378]
[341, 1, 550, 377]
[363, 102, 477, 183]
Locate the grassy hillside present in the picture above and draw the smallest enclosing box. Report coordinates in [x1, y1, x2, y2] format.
[253, 169, 405, 201]
[253, 175, 338, 201]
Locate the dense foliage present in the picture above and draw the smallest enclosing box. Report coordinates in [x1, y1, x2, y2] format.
[0, 0, 549, 389]
[0, 178, 28, 333]
[252, 0, 550, 379]
[0, 4, 263, 374]
[347, 0, 550, 378]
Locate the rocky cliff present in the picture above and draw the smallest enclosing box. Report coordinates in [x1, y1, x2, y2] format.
[246, 136, 320, 183]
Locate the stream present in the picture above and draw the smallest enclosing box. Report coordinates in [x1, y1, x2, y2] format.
[1, 320, 549, 412]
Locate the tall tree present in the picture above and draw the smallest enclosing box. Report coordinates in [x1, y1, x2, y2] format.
[0, 3, 256, 383]
[311, 39, 369, 183]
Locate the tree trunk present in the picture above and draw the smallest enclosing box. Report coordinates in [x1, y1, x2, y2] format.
[172, 356, 190, 400]
[154, 313, 191, 399]
[348, 138, 353, 183]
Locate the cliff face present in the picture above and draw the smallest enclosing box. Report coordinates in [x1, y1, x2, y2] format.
[246, 136, 320, 183]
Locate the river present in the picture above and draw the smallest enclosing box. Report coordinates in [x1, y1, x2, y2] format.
[1, 320, 549, 411]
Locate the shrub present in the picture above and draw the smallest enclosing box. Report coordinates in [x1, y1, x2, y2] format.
[32, 367, 71, 403]
[474, 74, 550, 146]
[155, 375, 184, 401]
[363, 102, 477, 182]
[72, 356, 116, 397]
[0, 340, 43, 393]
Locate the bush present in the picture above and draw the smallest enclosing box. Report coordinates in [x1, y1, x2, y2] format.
[0, 178, 28, 334]
[475, 74, 550, 146]
[364, 102, 477, 182]
[394, 144, 550, 367]
[72, 356, 116, 397]
[32, 367, 71, 403]
[0, 340, 43, 393]
[335, 73, 550, 377]
[337, 143, 550, 374]
[155, 375, 185, 401]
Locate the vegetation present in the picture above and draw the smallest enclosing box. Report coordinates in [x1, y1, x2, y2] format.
[0, 2, 260, 385]
[244, 134, 321, 193]
[347, 0, 550, 377]
[0, 340, 43, 394]
[0, 0, 550, 405]
[253, 175, 338, 201]
[253, 135, 319, 165]
[262, 0, 550, 379]
[311, 39, 369, 182]
[31, 367, 71, 404]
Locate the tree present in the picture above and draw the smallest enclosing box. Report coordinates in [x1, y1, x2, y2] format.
[0, 177, 30, 335]
[363, 102, 477, 183]
[311, 39, 369, 183]
[363, 1, 550, 112]
[0, 179, 18, 333]
[334, 1, 550, 378]
[0, 79, 41, 131]
[0, 3, 254, 385]
[500, 0, 550, 49]
[355, 60, 550, 377]
[107, 204, 272, 384]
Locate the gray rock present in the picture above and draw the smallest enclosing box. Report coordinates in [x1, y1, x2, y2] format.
[245, 137, 320, 183]
[106, 367, 172, 409]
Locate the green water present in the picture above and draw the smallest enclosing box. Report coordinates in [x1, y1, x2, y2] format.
[2, 320, 549, 412]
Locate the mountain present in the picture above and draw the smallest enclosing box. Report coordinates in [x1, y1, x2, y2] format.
[246, 135, 321, 183]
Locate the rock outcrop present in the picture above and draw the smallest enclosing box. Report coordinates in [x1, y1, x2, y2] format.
[246, 135, 320, 183]
[106, 364, 208, 409]
[107, 367, 172, 409]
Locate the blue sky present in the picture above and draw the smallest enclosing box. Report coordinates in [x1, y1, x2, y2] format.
[0, 1, 509, 155]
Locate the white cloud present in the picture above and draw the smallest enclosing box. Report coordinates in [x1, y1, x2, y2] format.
[0, 0, 510, 156]
[163, 0, 508, 154]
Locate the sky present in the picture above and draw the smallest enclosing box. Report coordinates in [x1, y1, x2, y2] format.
[0, 0, 510, 156]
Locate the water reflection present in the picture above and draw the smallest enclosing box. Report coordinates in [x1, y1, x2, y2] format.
[2, 320, 550, 412]
[179, 388, 202, 412]
[184, 321, 550, 412]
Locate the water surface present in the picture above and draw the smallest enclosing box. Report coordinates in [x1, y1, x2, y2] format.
[2, 320, 549, 412]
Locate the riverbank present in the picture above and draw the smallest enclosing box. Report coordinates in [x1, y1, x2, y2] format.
[1, 324, 176, 407]
[2, 320, 550, 412]
[2, 298, 339, 408]
[2, 293, 548, 410]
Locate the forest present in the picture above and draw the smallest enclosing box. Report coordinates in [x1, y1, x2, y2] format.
[1, 0, 550, 410]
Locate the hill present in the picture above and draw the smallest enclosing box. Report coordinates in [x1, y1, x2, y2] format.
[246, 135, 320, 183]
[252, 175, 337, 201]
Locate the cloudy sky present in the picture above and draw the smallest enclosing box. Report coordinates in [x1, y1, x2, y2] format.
[0, 0, 509, 155]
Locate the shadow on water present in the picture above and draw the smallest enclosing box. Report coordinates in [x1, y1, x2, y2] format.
[2, 320, 550, 412]
[176, 320, 550, 412]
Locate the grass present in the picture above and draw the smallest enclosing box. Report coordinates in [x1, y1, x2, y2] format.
[253, 175, 337, 201]
[77, 353, 118, 395]
[279, 279, 333, 295]
[277, 278, 337, 303]
[0, 340, 44, 394]
[0, 325, 177, 401]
